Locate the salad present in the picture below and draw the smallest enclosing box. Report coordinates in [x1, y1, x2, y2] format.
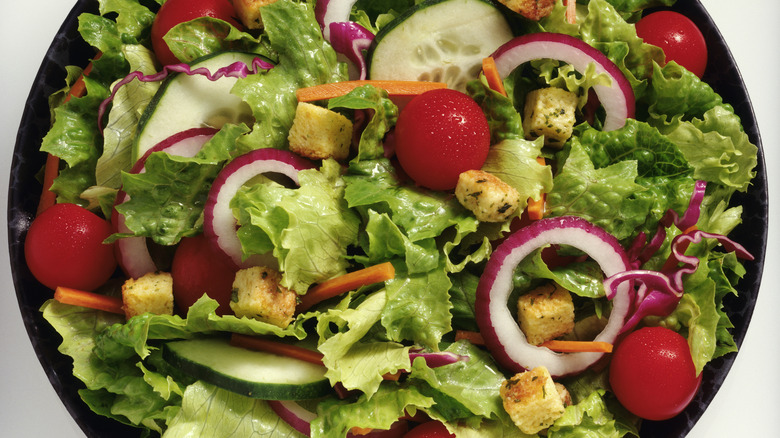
[19, 0, 760, 437]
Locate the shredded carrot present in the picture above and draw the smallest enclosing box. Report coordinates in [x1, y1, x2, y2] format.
[230, 333, 326, 366]
[525, 156, 548, 220]
[565, 0, 577, 25]
[540, 339, 613, 353]
[53, 286, 125, 315]
[295, 80, 447, 102]
[297, 262, 396, 313]
[481, 57, 507, 97]
[36, 59, 95, 215]
[455, 330, 485, 345]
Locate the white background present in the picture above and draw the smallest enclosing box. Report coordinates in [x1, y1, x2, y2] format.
[1, 1, 777, 436]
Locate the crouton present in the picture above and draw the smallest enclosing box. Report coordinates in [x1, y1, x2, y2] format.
[230, 266, 297, 328]
[497, 0, 555, 21]
[231, 0, 277, 30]
[287, 102, 353, 161]
[121, 272, 174, 319]
[500, 366, 566, 434]
[523, 87, 579, 148]
[455, 169, 520, 222]
[517, 282, 575, 345]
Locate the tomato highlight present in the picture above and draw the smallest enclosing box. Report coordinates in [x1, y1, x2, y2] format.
[393, 88, 490, 191]
[635, 11, 708, 78]
[609, 326, 703, 420]
[24, 203, 117, 291]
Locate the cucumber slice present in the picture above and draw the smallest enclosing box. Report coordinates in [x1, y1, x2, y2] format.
[133, 51, 261, 162]
[368, 0, 513, 91]
[163, 337, 332, 400]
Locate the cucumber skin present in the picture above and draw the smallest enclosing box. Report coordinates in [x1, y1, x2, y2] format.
[163, 338, 333, 400]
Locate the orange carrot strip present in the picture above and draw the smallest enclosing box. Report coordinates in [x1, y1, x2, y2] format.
[36, 153, 61, 216]
[565, 0, 577, 24]
[454, 330, 485, 345]
[296, 80, 447, 102]
[525, 156, 548, 220]
[540, 339, 613, 353]
[36, 60, 95, 215]
[230, 333, 325, 366]
[297, 262, 396, 312]
[54, 286, 125, 315]
[482, 57, 507, 97]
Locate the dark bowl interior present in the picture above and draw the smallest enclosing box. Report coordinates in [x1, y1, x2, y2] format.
[6, 0, 767, 437]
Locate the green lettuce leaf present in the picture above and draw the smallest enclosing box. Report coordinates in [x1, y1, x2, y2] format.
[311, 383, 435, 438]
[234, 159, 361, 293]
[327, 84, 399, 162]
[232, 0, 347, 151]
[165, 381, 303, 437]
[317, 291, 411, 397]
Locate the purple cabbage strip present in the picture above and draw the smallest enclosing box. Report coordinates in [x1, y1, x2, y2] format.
[98, 57, 274, 132]
[408, 348, 469, 368]
[629, 180, 708, 268]
[607, 228, 754, 332]
[329, 22, 375, 80]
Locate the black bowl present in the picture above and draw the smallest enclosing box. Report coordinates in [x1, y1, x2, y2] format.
[6, 0, 768, 437]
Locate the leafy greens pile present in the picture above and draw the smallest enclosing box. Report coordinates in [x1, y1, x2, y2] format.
[38, 0, 757, 436]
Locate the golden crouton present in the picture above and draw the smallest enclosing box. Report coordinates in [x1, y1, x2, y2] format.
[121, 272, 174, 319]
[497, 0, 555, 21]
[500, 366, 567, 434]
[287, 102, 353, 161]
[517, 282, 575, 345]
[230, 0, 277, 29]
[523, 87, 579, 148]
[455, 170, 520, 222]
[230, 266, 297, 328]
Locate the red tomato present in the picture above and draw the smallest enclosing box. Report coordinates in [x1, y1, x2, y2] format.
[635, 11, 708, 78]
[403, 421, 454, 438]
[394, 89, 490, 191]
[151, 0, 242, 66]
[609, 326, 703, 420]
[171, 234, 238, 315]
[24, 203, 117, 291]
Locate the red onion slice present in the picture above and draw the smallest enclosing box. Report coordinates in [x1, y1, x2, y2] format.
[491, 32, 635, 131]
[203, 149, 316, 267]
[475, 216, 632, 377]
[315, 0, 358, 41]
[113, 128, 217, 278]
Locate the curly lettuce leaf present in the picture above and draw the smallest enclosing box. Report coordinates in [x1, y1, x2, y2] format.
[317, 291, 411, 397]
[165, 381, 302, 437]
[327, 84, 399, 162]
[234, 159, 361, 293]
[232, 0, 348, 151]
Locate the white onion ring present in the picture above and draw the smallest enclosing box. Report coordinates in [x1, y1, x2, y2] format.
[203, 148, 316, 268]
[491, 32, 635, 131]
[113, 128, 217, 278]
[475, 216, 632, 377]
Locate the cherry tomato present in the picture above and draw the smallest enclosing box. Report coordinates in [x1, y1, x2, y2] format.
[171, 234, 238, 315]
[403, 421, 454, 438]
[24, 203, 117, 291]
[394, 89, 490, 191]
[151, 0, 243, 66]
[609, 326, 703, 420]
[635, 11, 708, 78]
